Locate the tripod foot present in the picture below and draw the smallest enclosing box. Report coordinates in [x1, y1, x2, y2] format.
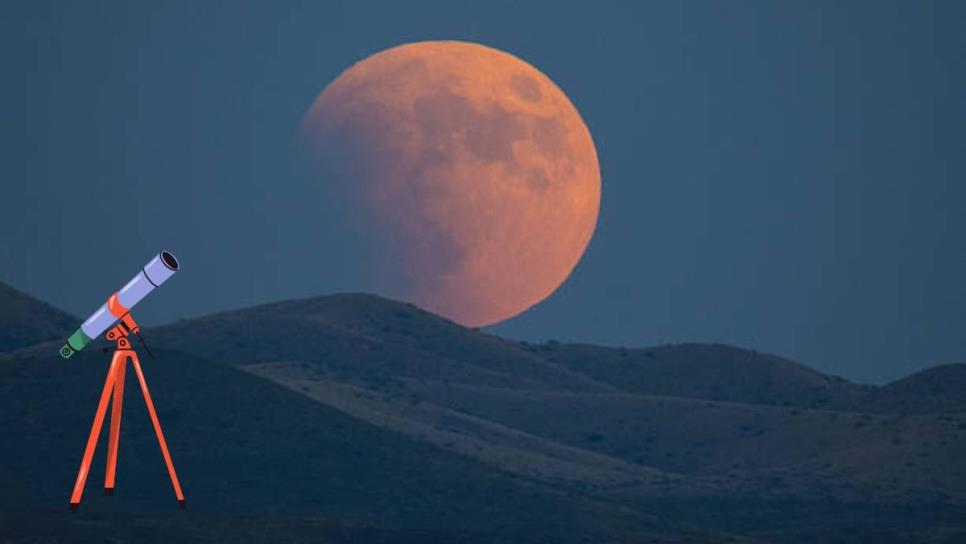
[104, 487, 114, 496]
[178, 499, 186, 510]
[68, 502, 79, 512]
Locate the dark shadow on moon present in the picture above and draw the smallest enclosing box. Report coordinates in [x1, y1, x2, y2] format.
[299, 44, 597, 325]
[303, 97, 468, 303]
[413, 89, 526, 165]
[531, 116, 567, 156]
[523, 167, 551, 192]
[411, 89, 570, 193]
[305, 83, 580, 297]
[510, 74, 542, 102]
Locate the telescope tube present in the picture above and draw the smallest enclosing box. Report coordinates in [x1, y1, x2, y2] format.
[60, 251, 179, 359]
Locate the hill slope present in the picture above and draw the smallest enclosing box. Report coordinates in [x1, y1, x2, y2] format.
[150, 294, 614, 392]
[0, 348, 709, 543]
[3, 290, 965, 543]
[151, 294, 867, 409]
[862, 364, 966, 414]
[0, 281, 76, 352]
[540, 342, 870, 409]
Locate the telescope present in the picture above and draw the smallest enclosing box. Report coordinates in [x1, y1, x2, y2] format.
[62, 250, 186, 510]
[60, 251, 179, 359]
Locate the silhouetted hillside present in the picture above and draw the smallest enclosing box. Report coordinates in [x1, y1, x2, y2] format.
[0, 281, 76, 352]
[0, 349, 706, 543]
[539, 342, 871, 409]
[3, 291, 965, 543]
[863, 364, 966, 414]
[150, 294, 612, 392]
[149, 295, 864, 408]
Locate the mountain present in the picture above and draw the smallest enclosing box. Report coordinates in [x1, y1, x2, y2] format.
[0, 281, 76, 352]
[1, 348, 717, 543]
[2, 289, 965, 543]
[538, 342, 871, 409]
[148, 294, 616, 393]
[148, 295, 862, 407]
[862, 364, 966, 414]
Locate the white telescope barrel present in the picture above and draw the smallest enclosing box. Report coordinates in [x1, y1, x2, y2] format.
[60, 251, 179, 358]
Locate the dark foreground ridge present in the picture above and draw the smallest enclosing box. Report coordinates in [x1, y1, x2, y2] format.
[1, 281, 964, 543]
[0, 282, 76, 352]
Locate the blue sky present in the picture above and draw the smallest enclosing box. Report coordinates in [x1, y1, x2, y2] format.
[2, 1, 963, 382]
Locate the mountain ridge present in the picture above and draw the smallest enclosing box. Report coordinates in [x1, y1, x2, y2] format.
[4, 281, 957, 393]
[0, 281, 77, 352]
[2, 282, 964, 543]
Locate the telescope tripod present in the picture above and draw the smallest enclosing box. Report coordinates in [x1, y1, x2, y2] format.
[69, 313, 185, 510]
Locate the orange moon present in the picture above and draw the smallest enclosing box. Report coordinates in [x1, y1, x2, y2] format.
[300, 41, 600, 327]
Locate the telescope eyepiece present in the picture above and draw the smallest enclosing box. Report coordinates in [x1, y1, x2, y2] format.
[160, 251, 179, 271]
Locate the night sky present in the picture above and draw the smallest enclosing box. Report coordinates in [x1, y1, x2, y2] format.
[2, 1, 963, 383]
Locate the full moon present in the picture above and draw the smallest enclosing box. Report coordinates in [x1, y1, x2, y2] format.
[300, 41, 600, 327]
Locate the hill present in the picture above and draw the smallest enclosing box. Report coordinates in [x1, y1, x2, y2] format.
[0, 348, 709, 543]
[2, 290, 965, 543]
[539, 342, 870, 409]
[863, 364, 966, 414]
[149, 294, 613, 392]
[150, 294, 867, 408]
[0, 281, 76, 352]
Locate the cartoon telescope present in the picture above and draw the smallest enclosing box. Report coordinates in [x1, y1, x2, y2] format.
[60, 251, 179, 359]
[62, 250, 185, 510]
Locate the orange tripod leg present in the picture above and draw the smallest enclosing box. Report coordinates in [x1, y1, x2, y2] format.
[130, 354, 185, 507]
[69, 353, 122, 510]
[104, 355, 127, 494]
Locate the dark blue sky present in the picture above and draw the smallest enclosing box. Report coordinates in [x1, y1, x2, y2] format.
[2, 1, 963, 383]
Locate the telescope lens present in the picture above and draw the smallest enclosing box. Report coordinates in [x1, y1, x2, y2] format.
[160, 251, 179, 271]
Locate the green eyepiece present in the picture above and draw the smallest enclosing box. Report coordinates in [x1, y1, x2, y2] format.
[60, 329, 92, 359]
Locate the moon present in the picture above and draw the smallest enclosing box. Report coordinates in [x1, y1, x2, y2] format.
[300, 41, 600, 327]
